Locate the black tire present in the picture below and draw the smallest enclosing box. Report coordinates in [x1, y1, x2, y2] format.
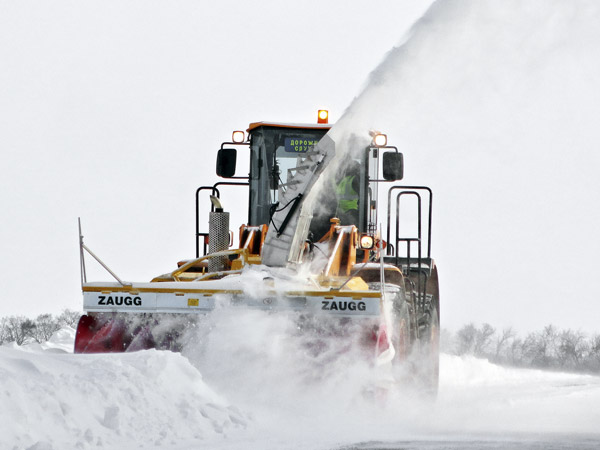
[392, 299, 412, 363]
[419, 306, 439, 396]
[390, 297, 414, 386]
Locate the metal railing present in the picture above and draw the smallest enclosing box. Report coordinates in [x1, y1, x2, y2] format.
[385, 186, 433, 325]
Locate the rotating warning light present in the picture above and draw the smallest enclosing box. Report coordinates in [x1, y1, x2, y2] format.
[317, 109, 329, 124]
[373, 133, 387, 147]
[359, 235, 375, 250]
[232, 130, 245, 143]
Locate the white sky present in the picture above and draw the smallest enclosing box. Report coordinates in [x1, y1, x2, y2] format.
[2, 0, 599, 334]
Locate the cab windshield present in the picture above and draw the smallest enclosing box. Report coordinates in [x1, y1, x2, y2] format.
[249, 126, 328, 226]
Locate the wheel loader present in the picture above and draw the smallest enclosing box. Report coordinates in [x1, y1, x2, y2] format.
[74, 111, 440, 392]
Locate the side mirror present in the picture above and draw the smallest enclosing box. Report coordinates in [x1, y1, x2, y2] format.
[216, 148, 237, 178]
[382, 152, 404, 181]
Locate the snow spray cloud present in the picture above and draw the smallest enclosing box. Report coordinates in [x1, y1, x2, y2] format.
[181, 305, 600, 448]
[182, 305, 443, 448]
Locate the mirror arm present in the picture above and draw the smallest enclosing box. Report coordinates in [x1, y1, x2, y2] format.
[220, 142, 250, 150]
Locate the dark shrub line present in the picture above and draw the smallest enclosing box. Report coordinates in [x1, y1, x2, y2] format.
[0, 310, 80, 346]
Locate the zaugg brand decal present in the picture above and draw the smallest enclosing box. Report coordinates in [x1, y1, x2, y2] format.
[98, 295, 142, 306]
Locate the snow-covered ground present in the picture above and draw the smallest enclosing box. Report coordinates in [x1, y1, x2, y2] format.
[2, 316, 600, 450]
[0, 328, 246, 449]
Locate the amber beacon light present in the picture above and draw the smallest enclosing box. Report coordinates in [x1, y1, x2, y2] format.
[317, 109, 329, 124]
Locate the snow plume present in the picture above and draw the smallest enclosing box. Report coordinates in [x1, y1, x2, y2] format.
[333, 0, 600, 137]
[319, 0, 600, 331]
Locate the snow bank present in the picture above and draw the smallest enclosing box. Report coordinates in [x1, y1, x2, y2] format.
[0, 339, 246, 450]
[40, 327, 77, 353]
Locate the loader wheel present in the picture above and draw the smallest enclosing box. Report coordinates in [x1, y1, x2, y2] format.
[420, 306, 439, 396]
[392, 300, 411, 363]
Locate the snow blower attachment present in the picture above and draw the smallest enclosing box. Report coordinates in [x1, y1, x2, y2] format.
[75, 113, 440, 393]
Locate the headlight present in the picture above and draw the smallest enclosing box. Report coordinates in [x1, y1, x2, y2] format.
[359, 235, 375, 250]
[372, 133, 387, 147]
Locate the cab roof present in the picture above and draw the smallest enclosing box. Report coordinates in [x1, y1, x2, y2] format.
[247, 121, 332, 132]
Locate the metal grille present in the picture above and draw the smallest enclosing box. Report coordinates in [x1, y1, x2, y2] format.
[208, 211, 230, 272]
